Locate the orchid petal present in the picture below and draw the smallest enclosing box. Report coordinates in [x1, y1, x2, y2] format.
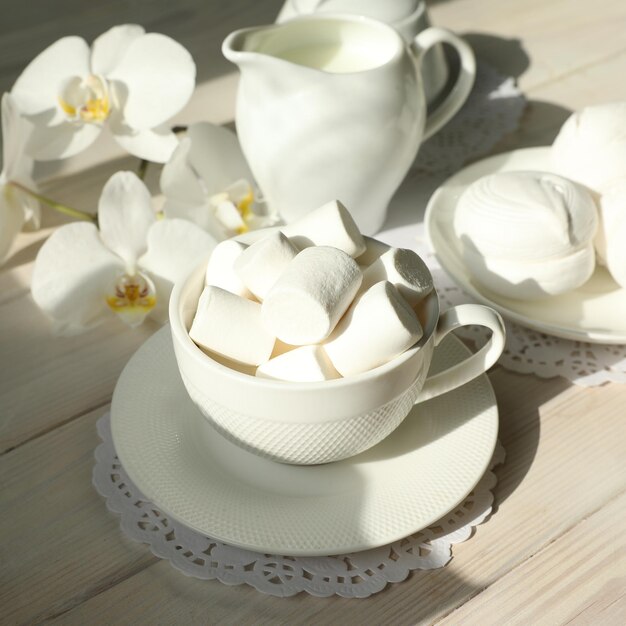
[1, 93, 34, 179]
[13, 175, 40, 229]
[1, 95, 40, 234]
[91, 24, 145, 75]
[106, 270, 157, 328]
[31, 222, 123, 332]
[0, 188, 26, 264]
[160, 137, 205, 205]
[11, 37, 90, 116]
[139, 218, 217, 319]
[214, 200, 245, 234]
[108, 33, 195, 129]
[25, 120, 101, 160]
[162, 197, 227, 241]
[98, 171, 156, 272]
[186, 122, 254, 195]
[109, 115, 179, 162]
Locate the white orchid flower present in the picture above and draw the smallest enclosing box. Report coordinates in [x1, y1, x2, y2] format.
[160, 122, 279, 240]
[32, 171, 216, 333]
[0, 93, 39, 264]
[11, 25, 195, 163]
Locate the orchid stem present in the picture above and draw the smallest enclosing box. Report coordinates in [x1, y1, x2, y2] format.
[8, 181, 96, 224]
[137, 159, 149, 181]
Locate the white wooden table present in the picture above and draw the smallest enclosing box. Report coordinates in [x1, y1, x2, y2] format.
[2, 1, 626, 623]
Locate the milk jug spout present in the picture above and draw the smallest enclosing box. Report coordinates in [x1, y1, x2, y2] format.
[222, 25, 286, 72]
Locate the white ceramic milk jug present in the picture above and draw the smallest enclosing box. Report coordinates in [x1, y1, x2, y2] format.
[223, 15, 475, 234]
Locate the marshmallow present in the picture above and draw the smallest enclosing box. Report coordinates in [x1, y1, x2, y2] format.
[234, 231, 298, 300]
[262, 246, 362, 345]
[270, 339, 298, 358]
[597, 179, 626, 288]
[552, 103, 626, 194]
[190, 286, 275, 365]
[205, 239, 252, 298]
[324, 281, 423, 376]
[281, 200, 367, 257]
[256, 345, 341, 382]
[199, 347, 257, 377]
[454, 171, 598, 299]
[361, 248, 433, 305]
[356, 236, 391, 268]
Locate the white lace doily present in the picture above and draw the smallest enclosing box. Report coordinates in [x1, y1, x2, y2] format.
[412, 233, 626, 387]
[415, 61, 526, 176]
[94, 413, 505, 598]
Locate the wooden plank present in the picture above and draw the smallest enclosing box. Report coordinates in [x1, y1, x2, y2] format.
[0, 164, 162, 452]
[430, 0, 626, 92]
[525, 49, 626, 109]
[0, 0, 625, 623]
[0, 407, 158, 625]
[50, 370, 626, 625]
[5, 0, 622, 452]
[490, 48, 626, 158]
[0, 0, 283, 178]
[0, 289, 158, 453]
[438, 490, 626, 625]
[0, 0, 623, 179]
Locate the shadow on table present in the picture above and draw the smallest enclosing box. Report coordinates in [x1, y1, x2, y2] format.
[382, 27, 571, 234]
[462, 32, 530, 79]
[382, 98, 573, 234]
[488, 370, 561, 506]
[0, 0, 285, 93]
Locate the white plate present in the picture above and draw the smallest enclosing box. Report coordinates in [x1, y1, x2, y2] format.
[425, 147, 626, 344]
[111, 327, 498, 556]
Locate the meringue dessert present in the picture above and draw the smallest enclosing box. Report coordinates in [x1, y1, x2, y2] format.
[454, 171, 598, 300]
[551, 102, 626, 194]
[596, 179, 626, 289]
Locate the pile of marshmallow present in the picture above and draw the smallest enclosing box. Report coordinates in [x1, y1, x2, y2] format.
[454, 102, 626, 300]
[189, 201, 433, 382]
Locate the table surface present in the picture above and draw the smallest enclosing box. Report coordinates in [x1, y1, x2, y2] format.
[2, 1, 626, 624]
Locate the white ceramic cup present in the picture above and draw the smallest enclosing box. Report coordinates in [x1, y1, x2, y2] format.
[276, 0, 450, 103]
[169, 251, 505, 466]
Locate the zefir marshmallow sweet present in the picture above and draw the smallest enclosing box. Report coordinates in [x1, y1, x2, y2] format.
[454, 171, 598, 300]
[596, 179, 626, 288]
[551, 103, 626, 194]
[261, 246, 362, 345]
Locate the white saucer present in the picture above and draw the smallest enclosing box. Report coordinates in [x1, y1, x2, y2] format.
[425, 147, 626, 344]
[111, 327, 498, 556]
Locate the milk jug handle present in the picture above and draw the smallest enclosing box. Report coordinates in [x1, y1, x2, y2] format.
[412, 27, 476, 140]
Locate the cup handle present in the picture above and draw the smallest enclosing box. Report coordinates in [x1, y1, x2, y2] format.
[412, 27, 476, 141]
[417, 304, 506, 403]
